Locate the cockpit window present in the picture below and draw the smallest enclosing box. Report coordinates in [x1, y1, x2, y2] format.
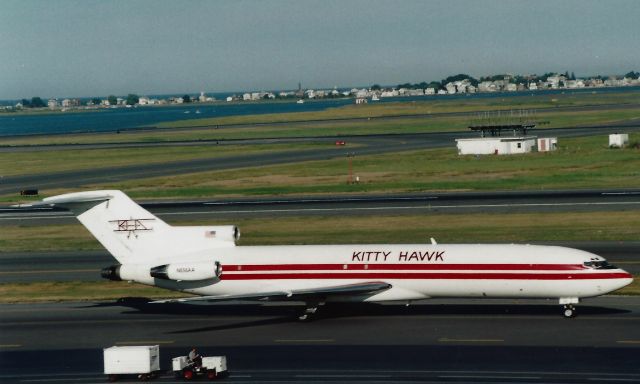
[583, 260, 617, 269]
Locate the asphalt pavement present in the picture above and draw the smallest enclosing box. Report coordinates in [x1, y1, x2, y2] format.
[1, 297, 639, 383]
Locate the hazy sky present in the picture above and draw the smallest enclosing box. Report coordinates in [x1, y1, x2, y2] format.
[1, 0, 638, 99]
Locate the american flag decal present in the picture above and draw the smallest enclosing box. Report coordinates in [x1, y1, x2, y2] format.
[205, 230, 217, 238]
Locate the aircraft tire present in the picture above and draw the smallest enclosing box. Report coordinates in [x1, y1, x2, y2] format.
[563, 305, 576, 318]
[183, 368, 194, 380]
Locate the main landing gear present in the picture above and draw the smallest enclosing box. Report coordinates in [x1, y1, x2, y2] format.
[560, 298, 579, 318]
[298, 301, 324, 321]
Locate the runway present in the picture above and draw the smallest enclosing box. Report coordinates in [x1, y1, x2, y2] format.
[2, 123, 639, 195]
[4, 188, 640, 225]
[1, 297, 640, 383]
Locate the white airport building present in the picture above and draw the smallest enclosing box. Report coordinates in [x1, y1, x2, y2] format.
[456, 136, 537, 155]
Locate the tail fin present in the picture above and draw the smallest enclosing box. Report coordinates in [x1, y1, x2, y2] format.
[41, 190, 237, 264]
[43, 190, 170, 263]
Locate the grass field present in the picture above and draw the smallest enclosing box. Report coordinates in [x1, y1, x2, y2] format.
[0, 143, 325, 178]
[0, 281, 192, 303]
[83, 134, 640, 200]
[5, 134, 639, 203]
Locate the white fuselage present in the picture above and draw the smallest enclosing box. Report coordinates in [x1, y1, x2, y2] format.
[122, 243, 632, 302]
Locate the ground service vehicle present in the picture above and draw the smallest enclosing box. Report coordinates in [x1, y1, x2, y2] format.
[173, 355, 228, 380]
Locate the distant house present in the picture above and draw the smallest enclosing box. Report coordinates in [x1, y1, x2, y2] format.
[425, 88, 436, 95]
[478, 81, 495, 92]
[445, 83, 457, 94]
[48, 98, 58, 110]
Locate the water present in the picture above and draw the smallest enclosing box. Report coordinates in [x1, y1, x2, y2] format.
[0, 87, 636, 137]
[0, 99, 353, 137]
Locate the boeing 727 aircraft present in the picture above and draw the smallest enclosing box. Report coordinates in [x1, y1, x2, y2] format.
[35, 190, 632, 320]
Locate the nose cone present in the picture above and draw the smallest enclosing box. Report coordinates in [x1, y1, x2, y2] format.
[611, 269, 634, 291]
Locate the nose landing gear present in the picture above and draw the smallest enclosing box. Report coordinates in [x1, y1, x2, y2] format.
[560, 297, 579, 318]
[563, 304, 576, 318]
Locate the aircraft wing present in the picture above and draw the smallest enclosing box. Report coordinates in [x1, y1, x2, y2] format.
[150, 281, 392, 304]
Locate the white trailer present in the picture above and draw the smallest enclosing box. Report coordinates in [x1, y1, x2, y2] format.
[104, 345, 160, 381]
[173, 355, 228, 380]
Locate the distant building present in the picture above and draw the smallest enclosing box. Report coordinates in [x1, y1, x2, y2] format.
[48, 98, 58, 110]
[61, 99, 80, 108]
[355, 97, 368, 105]
[537, 137, 558, 152]
[445, 82, 457, 94]
[456, 136, 537, 155]
[609, 134, 629, 148]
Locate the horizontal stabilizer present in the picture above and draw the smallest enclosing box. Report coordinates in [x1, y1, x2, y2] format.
[151, 281, 392, 304]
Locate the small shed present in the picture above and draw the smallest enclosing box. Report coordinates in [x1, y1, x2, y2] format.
[456, 136, 537, 155]
[537, 137, 558, 152]
[609, 134, 629, 148]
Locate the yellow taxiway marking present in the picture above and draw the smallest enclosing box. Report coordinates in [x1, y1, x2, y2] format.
[438, 338, 504, 343]
[616, 340, 640, 344]
[0, 344, 22, 348]
[0, 269, 98, 275]
[115, 340, 174, 345]
[274, 339, 335, 343]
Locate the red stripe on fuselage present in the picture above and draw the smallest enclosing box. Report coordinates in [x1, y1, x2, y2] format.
[225, 263, 586, 271]
[221, 272, 631, 280]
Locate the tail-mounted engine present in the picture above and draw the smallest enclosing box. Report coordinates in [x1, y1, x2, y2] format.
[101, 265, 122, 281]
[150, 261, 222, 282]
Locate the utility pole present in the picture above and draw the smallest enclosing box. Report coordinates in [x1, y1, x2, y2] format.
[347, 152, 354, 184]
